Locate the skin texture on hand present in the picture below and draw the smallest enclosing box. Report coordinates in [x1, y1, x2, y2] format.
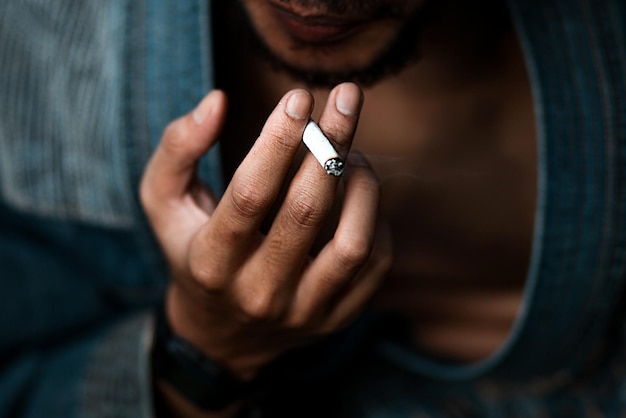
[140, 83, 391, 390]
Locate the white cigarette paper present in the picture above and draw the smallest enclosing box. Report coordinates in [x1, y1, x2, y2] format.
[302, 120, 345, 177]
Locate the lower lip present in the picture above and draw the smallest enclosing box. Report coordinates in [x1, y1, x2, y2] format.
[271, 8, 369, 44]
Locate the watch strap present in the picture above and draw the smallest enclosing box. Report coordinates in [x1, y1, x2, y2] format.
[151, 305, 252, 411]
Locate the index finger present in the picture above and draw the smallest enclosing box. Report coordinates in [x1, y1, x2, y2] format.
[195, 89, 314, 264]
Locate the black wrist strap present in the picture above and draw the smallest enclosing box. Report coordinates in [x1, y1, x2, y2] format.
[151, 304, 398, 414]
[151, 305, 253, 411]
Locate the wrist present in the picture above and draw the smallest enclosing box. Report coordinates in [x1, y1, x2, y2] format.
[154, 378, 243, 418]
[151, 303, 257, 413]
[165, 286, 270, 380]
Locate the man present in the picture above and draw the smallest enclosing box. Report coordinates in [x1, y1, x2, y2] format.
[0, 0, 625, 417]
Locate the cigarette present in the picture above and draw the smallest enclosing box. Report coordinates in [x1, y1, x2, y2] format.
[302, 120, 345, 177]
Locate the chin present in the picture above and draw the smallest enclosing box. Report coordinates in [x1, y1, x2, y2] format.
[238, 0, 428, 87]
[276, 29, 401, 75]
[243, 1, 404, 70]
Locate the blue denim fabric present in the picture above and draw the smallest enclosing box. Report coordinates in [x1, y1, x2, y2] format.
[378, 0, 626, 383]
[0, 0, 625, 416]
[0, 0, 213, 416]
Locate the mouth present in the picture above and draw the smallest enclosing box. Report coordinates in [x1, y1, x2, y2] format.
[268, 2, 375, 44]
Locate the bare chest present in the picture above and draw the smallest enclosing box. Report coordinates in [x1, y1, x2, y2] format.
[356, 87, 537, 284]
[351, 79, 537, 361]
[218, 53, 537, 362]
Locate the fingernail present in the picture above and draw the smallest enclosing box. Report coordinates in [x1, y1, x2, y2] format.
[335, 83, 361, 117]
[285, 90, 311, 120]
[193, 92, 217, 125]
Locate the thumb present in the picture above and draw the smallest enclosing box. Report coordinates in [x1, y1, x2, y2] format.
[140, 90, 228, 212]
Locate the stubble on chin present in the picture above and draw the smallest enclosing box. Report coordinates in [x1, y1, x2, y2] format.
[234, 0, 434, 88]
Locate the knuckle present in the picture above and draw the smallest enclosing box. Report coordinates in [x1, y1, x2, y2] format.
[138, 177, 167, 224]
[285, 190, 328, 228]
[239, 292, 279, 322]
[161, 119, 188, 154]
[230, 180, 271, 219]
[138, 178, 154, 212]
[334, 235, 372, 268]
[188, 255, 223, 292]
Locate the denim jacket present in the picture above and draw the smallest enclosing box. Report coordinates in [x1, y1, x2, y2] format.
[0, 1, 625, 417]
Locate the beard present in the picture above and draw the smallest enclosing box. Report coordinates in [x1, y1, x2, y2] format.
[233, 0, 436, 88]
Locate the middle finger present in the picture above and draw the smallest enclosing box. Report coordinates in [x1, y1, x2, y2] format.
[255, 83, 364, 285]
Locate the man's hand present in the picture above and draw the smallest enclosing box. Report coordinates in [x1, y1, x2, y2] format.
[140, 82, 391, 381]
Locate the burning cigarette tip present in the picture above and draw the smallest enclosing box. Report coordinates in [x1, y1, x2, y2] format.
[324, 157, 344, 177]
[302, 120, 345, 177]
